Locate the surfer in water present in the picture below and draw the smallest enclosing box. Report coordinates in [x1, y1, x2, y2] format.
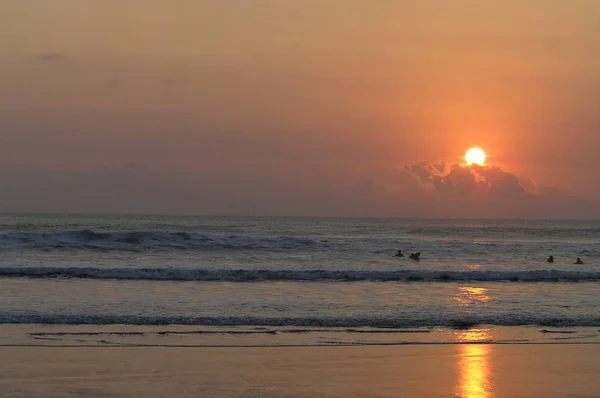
[393, 250, 404, 257]
[409, 252, 421, 261]
[547, 255, 554, 263]
[575, 258, 584, 264]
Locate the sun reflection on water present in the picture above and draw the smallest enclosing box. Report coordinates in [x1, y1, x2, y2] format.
[454, 286, 490, 306]
[456, 328, 492, 343]
[454, 330, 493, 398]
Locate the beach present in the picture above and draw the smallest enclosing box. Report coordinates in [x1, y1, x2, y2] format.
[2, 344, 599, 397]
[1, 215, 599, 397]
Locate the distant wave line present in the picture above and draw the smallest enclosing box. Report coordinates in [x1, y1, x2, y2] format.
[0, 230, 319, 251]
[1, 267, 600, 282]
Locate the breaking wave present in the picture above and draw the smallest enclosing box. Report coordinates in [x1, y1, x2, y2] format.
[0, 230, 318, 252]
[1, 313, 599, 327]
[1, 267, 600, 282]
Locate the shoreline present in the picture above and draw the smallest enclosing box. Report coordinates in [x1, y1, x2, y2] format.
[2, 324, 599, 348]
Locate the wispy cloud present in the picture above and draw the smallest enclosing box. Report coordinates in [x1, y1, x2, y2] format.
[34, 53, 69, 61]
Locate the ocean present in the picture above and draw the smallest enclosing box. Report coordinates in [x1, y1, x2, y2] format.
[1, 213, 599, 347]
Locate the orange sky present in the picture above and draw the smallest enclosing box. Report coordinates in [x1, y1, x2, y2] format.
[1, 1, 599, 217]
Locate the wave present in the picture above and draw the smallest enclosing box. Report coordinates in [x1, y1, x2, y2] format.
[2, 267, 600, 282]
[0, 230, 318, 252]
[1, 314, 599, 327]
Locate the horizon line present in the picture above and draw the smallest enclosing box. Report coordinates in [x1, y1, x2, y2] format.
[0, 211, 598, 223]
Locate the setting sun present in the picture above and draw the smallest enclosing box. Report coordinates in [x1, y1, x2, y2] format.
[465, 148, 486, 166]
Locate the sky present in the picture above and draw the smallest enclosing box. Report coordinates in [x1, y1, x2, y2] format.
[1, 1, 600, 218]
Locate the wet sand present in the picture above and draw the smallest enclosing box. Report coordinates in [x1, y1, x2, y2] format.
[1, 344, 599, 397]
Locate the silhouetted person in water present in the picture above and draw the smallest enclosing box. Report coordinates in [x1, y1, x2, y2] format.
[409, 252, 421, 261]
[575, 258, 584, 265]
[394, 250, 404, 257]
[547, 255, 554, 263]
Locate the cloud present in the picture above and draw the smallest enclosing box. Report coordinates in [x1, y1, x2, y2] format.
[401, 160, 600, 219]
[407, 161, 534, 199]
[34, 53, 69, 61]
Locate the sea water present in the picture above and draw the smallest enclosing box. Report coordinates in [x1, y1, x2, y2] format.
[1, 213, 599, 346]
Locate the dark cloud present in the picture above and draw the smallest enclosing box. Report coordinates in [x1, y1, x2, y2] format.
[34, 53, 69, 61]
[407, 161, 534, 199]
[473, 164, 531, 198]
[401, 161, 600, 219]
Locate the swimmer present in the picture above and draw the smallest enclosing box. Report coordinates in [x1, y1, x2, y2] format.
[575, 258, 584, 265]
[393, 250, 404, 258]
[409, 252, 421, 261]
[547, 255, 554, 263]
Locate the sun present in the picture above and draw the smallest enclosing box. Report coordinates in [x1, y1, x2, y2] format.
[465, 147, 486, 166]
